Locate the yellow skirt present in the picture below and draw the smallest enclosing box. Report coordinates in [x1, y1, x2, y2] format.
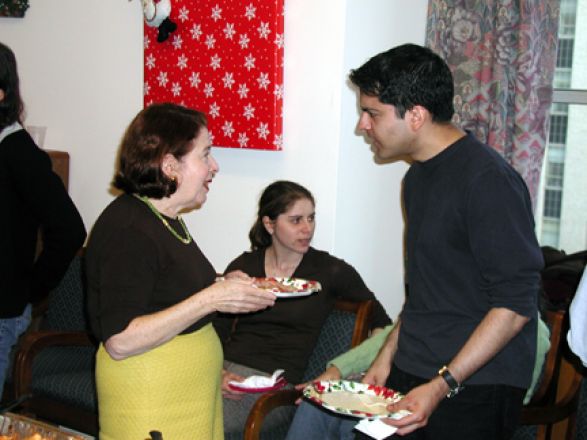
[96, 323, 223, 440]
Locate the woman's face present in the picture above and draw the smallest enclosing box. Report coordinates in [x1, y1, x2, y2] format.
[170, 127, 219, 209]
[265, 198, 316, 256]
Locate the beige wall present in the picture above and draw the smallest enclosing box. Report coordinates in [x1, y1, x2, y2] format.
[0, 0, 428, 318]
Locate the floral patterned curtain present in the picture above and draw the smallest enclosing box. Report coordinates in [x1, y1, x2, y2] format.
[426, 0, 560, 208]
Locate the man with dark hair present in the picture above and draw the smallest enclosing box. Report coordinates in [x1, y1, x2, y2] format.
[350, 43, 543, 439]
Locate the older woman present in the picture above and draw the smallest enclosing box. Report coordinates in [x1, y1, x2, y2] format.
[214, 180, 391, 436]
[86, 103, 276, 440]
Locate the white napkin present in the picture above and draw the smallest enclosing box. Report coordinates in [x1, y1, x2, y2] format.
[354, 410, 411, 440]
[229, 369, 285, 389]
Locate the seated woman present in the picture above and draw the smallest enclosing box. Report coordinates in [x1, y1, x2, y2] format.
[213, 180, 391, 436]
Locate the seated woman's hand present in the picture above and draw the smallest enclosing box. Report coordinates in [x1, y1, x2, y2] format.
[207, 279, 276, 314]
[293, 364, 342, 404]
[221, 369, 246, 400]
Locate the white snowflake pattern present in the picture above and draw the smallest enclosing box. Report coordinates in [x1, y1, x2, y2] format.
[171, 82, 182, 97]
[238, 83, 250, 99]
[243, 103, 255, 120]
[222, 121, 235, 138]
[238, 132, 249, 147]
[223, 23, 236, 40]
[210, 54, 222, 70]
[256, 122, 269, 140]
[205, 34, 216, 49]
[211, 4, 222, 22]
[157, 71, 169, 87]
[257, 72, 270, 90]
[177, 54, 188, 70]
[257, 22, 271, 39]
[145, 2, 284, 150]
[178, 6, 189, 22]
[189, 72, 201, 88]
[190, 24, 203, 40]
[222, 72, 235, 89]
[245, 4, 256, 20]
[244, 53, 256, 71]
[172, 34, 183, 50]
[273, 134, 283, 149]
[209, 131, 215, 145]
[209, 102, 220, 118]
[146, 53, 156, 70]
[274, 84, 284, 100]
[239, 34, 250, 49]
[204, 83, 215, 98]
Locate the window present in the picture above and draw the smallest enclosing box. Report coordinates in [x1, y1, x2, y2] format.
[548, 113, 568, 145]
[535, 0, 587, 253]
[556, 38, 574, 69]
[543, 189, 562, 218]
[546, 162, 564, 188]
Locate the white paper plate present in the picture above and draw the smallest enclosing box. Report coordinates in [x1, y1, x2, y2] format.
[303, 380, 408, 419]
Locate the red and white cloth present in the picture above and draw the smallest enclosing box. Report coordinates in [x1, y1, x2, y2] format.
[144, 0, 285, 151]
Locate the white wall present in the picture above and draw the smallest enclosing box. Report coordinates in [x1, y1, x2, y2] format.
[0, 0, 428, 318]
[335, 1, 427, 316]
[0, 0, 143, 229]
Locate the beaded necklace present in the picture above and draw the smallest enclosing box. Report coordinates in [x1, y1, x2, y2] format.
[134, 194, 192, 245]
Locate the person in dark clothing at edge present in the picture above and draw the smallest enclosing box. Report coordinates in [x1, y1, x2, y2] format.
[349, 44, 542, 439]
[0, 42, 86, 399]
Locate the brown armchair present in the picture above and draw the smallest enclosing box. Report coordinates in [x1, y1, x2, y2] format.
[241, 298, 373, 440]
[516, 310, 584, 440]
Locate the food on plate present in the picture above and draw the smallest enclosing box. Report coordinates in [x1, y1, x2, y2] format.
[252, 277, 298, 292]
[304, 380, 406, 419]
[0, 435, 43, 440]
[320, 391, 391, 415]
[252, 277, 321, 295]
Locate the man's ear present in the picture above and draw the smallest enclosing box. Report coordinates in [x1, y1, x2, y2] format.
[407, 105, 429, 131]
[0, 89, 5, 103]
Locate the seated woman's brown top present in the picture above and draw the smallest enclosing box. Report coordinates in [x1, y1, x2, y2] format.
[213, 247, 391, 383]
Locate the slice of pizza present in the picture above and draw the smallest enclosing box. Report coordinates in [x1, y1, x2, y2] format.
[252, 277, 298, 293]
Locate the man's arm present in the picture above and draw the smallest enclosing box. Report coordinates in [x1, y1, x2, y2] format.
[385, 307, 529, 435]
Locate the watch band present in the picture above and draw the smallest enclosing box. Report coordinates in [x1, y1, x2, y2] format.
[438, 365, 463, 398]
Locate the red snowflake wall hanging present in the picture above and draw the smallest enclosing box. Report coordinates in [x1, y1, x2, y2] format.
[143, 1, 285, 151]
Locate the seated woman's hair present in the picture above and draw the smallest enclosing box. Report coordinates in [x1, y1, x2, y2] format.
[249, 180, 315, 250]
[113, 103, 207, 198]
